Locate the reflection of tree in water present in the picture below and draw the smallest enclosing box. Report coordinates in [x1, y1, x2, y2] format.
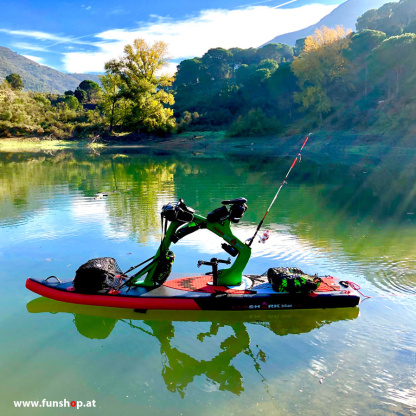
[0, 151, 177, 242]
[56, 305, 357, 398]
[0, 149, 362, 236]
[3, 148, 416, 232]
[105, 160, 176, 244]
[0, 150, 322, 230]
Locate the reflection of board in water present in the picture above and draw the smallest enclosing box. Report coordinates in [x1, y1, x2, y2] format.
[27, 297, 359, 396]
[27, 297, 359, 336]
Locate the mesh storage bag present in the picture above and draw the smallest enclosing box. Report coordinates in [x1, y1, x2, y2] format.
[73, 257, 124, 293]
[267, 267, 321, 294]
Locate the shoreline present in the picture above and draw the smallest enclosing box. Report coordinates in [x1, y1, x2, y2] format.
[1, 131, 416, 165]
[0, 137, 105, 152]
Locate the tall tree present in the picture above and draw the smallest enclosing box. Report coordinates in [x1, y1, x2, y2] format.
[346, 29, 387, 97]
[292, 26, 351, 121]
[394, 0, 416, 27]
[267, 62, 298, 119]
[369, 33, 416, 97]
[74, 87, 87, 103]
[258, 59, 279, 73]
[294, 38, 306, 56]
[257, 43, 293, 63]
[229, 47, 259, 66]
[201, 48, 233, 80]
[175, 58, 203, 86]
[105, 39, 176, 133]
[78, 80, 101, 102]
[356, 1, 414, 36]
[235, 64, 256, 85]
[356, 8, 383, 32]
[5, 73, 24, 90]
[100, 73, 131, 132]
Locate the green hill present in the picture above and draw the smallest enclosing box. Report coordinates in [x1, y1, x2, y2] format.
[0, 46, 101, 94]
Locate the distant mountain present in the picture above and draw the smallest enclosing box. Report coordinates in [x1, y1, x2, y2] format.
[0, 47, 101, 94]
[263, 0, 398, 47]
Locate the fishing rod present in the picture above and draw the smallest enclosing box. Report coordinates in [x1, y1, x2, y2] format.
[247, 133, 312, 248]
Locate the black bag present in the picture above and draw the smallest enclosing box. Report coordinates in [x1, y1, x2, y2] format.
[207, 206, 229, 223]
[228, 203, 247, 223]
[152, 251, 175, 286]
[73, 257, 124, 293]
[162, 199, 194, 223]
[267, 267, 321, 294]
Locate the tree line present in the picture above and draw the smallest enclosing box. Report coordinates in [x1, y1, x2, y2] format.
[2, 0, 416, 139]
[173, 0, 416, 136]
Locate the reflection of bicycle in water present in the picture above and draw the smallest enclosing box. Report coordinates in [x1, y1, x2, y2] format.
[27, 298, 358, 397]
[129, 320, 250, 397]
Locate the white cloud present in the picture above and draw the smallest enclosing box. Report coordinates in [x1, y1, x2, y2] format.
[12, 42, 50, 52]
[1, 28, 93, 49]
[0, 28, 70, 43]
[22, 55, 45, 64]
[62, 3, 337, 73]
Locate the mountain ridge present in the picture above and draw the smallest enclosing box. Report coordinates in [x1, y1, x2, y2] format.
[0, 47, 101, 94]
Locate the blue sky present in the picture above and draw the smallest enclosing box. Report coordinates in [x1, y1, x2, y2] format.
[0, 0, 343, 73]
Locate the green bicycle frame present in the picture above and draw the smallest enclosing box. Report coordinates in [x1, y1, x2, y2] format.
[130, 213, 251, 287]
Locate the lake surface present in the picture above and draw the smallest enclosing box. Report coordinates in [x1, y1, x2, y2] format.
[0, 146, 415, 415]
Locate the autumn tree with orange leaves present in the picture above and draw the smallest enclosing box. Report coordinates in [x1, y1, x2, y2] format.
[292, 26, 351, 121]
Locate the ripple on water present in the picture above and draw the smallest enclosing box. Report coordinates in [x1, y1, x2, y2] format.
[300, 308, 416, 415]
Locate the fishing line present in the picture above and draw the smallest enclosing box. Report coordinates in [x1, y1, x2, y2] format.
[248, 133, 312, 247]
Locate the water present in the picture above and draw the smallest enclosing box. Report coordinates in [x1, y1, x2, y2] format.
[0, 147, 415, 415]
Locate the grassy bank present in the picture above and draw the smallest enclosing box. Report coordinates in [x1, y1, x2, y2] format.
[0, 138, 106, 152]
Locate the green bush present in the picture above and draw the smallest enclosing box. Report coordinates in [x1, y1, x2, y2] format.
[0, 81, 101, 138]
[227, 108, 282, 137]
[176, 111, 200, 132]
[64, 95, 79, 110]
